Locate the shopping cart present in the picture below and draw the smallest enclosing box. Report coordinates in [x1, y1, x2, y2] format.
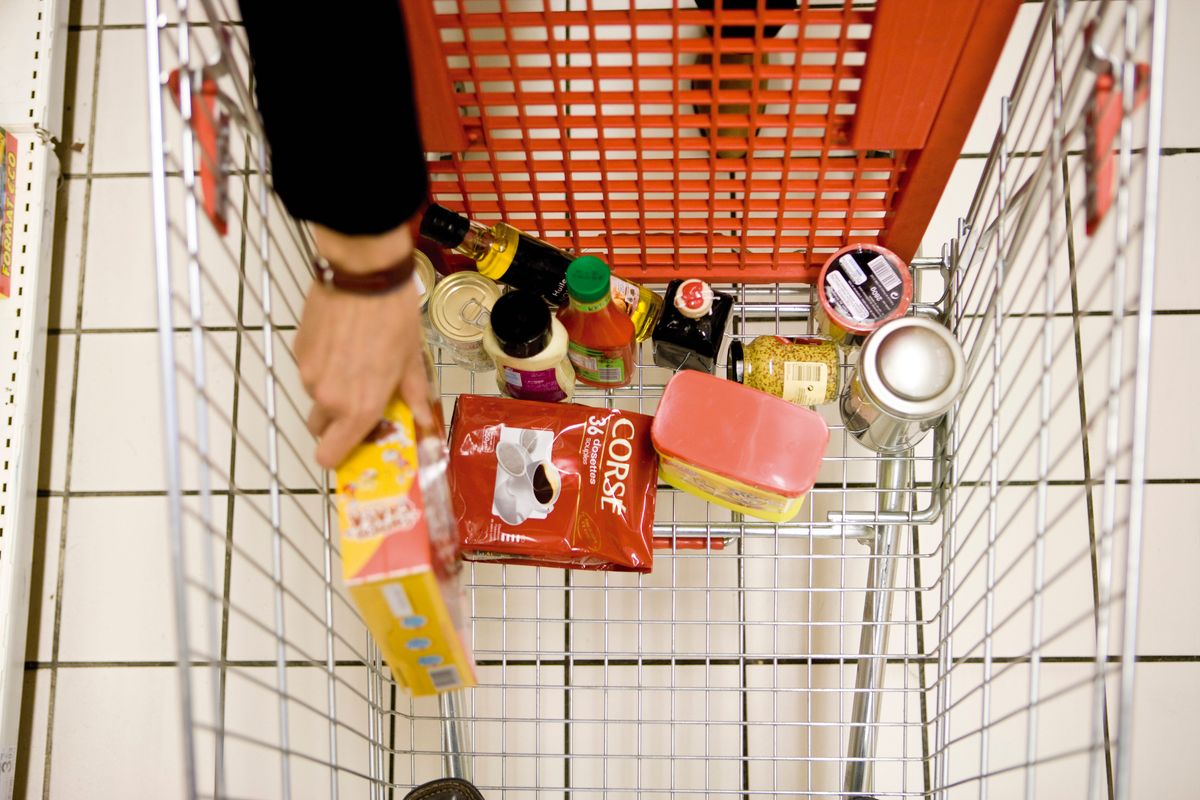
[144, 0, 1165, 797]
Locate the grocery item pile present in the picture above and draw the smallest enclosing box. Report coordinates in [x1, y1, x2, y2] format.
[334, 206, 966, 695]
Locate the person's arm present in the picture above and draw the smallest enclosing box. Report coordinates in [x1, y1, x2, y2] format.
[238, 0, 433, 469]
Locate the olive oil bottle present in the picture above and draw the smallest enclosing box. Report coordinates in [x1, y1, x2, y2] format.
[420, 204, 663, 341]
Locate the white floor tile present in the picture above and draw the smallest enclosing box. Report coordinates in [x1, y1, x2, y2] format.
[69, 330, 237, 492]
[1129, 661, 1200, 797]
[1152, 153, 1200, 311]
[940, 484, 1101, 662]
[1122, 315, 1196, 479]
[55, 496, 176, 662]
[568, 553, 741, 660]
[1163, 0, 1200, 148]
[467, 665, 566, 795]
[36, 334, 76, 493]
[224, 493, 366, 665]
[940, 662, 1098, 797]
[59, 32, 97, 177]
[1133, 484, 1200, 656]
[48, 179, 86, 331]
[47, 667, 187, 799]
[466, 562, 566, 661]
[237, 212, 313, 330]
[962, 3, 1045, 155]
[80, 175, 246, 331]
[90, 29, 152, 175]
[13, 669, 50, 800]
[218, 666, 287, 799]
[230, 331, 323, 492]
[26, 499, 62, 664]
[954, 309, 1091, 485]
[568, 664, 741, 796]
[920, 158, 985, 259]
[69, 331, 168, 490]
[79, 177, 157, 328]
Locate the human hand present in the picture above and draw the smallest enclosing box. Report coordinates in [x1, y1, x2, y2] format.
[297, 222, 435, 470]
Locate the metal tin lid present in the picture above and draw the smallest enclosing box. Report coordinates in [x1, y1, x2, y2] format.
[413, 249, 437, 310]
[859, 317, 965, 421]
[428, 272, 502, 344]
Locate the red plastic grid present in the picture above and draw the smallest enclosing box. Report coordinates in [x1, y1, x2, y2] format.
[407, 0, 1012, 283]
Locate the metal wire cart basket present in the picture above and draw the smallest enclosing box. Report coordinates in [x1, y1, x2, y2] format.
[144, 0, 1165, 797]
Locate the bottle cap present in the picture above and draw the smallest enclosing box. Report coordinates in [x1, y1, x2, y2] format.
[674, 279, 714, 319]
[565, 255, 612, 303]
[420, 204, 471, 248]
[489, 290, 552, 359]
[727, 340, 746, 383]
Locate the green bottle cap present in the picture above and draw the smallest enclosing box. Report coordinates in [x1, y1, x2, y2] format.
[566, 255, 612, 303]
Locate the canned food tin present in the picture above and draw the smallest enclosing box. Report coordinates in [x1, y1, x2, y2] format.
[414, 248, 439, 340]
[839, 317, 965, 454]
[814, 244, 913, 347]
[413, 248, 437, 313]
[428, 272, 502, 371]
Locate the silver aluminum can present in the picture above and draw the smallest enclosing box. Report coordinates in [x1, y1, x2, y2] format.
[839, 317, 965, 454]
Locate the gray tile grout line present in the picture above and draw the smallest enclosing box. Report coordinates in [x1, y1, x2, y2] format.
[1060, 147, 1117, 799]
[48, 324, 298, 334]
[212, 125, 257, 792]
[61, 169, 261, 180]
[41, 1, 104, 796]
[69, 21, 242, 32]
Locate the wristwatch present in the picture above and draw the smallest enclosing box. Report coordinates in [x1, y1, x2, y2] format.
[313, 252, 415, 295]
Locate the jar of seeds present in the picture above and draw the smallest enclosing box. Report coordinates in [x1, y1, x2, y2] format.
[727, 336, 840, 406]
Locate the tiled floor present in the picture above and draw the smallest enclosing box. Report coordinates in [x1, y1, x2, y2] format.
[14, 0, 1200, 798]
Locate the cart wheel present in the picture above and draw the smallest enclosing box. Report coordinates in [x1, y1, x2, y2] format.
[403, 777, 486, 799]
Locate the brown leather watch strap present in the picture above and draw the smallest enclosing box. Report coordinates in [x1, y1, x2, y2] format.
[313, 252, 416, 295]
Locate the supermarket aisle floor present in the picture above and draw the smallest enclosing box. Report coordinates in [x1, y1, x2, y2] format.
[15, 0, 1200, 798]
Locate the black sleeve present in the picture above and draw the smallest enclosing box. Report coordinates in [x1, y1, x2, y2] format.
[238, 0, 428, 235]
[694, 0, 796, 39]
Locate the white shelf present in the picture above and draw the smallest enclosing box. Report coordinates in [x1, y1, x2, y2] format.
[0, 0, 70, 791]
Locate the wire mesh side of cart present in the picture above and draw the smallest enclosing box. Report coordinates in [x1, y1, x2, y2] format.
[929, 1, 1164, 798]
[143, 1, 1162, 799]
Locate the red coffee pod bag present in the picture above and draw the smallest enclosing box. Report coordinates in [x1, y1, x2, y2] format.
[448, 395, 659, 572]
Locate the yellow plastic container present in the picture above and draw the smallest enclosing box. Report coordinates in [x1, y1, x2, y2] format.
[651, 371, 830, 522]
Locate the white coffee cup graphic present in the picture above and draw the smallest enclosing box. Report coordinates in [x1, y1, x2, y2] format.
[493, 476, 531, 525]
[496, 439, 530, 478]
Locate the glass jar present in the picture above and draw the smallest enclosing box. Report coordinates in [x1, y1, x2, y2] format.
[727, 335, 840, 406]
[483, 290, 575, 402]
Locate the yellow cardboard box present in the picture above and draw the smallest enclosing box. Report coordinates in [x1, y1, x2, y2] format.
[336, 401, 475, 695]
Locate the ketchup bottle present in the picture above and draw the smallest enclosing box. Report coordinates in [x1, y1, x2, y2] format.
[557, 256, 636, 388]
